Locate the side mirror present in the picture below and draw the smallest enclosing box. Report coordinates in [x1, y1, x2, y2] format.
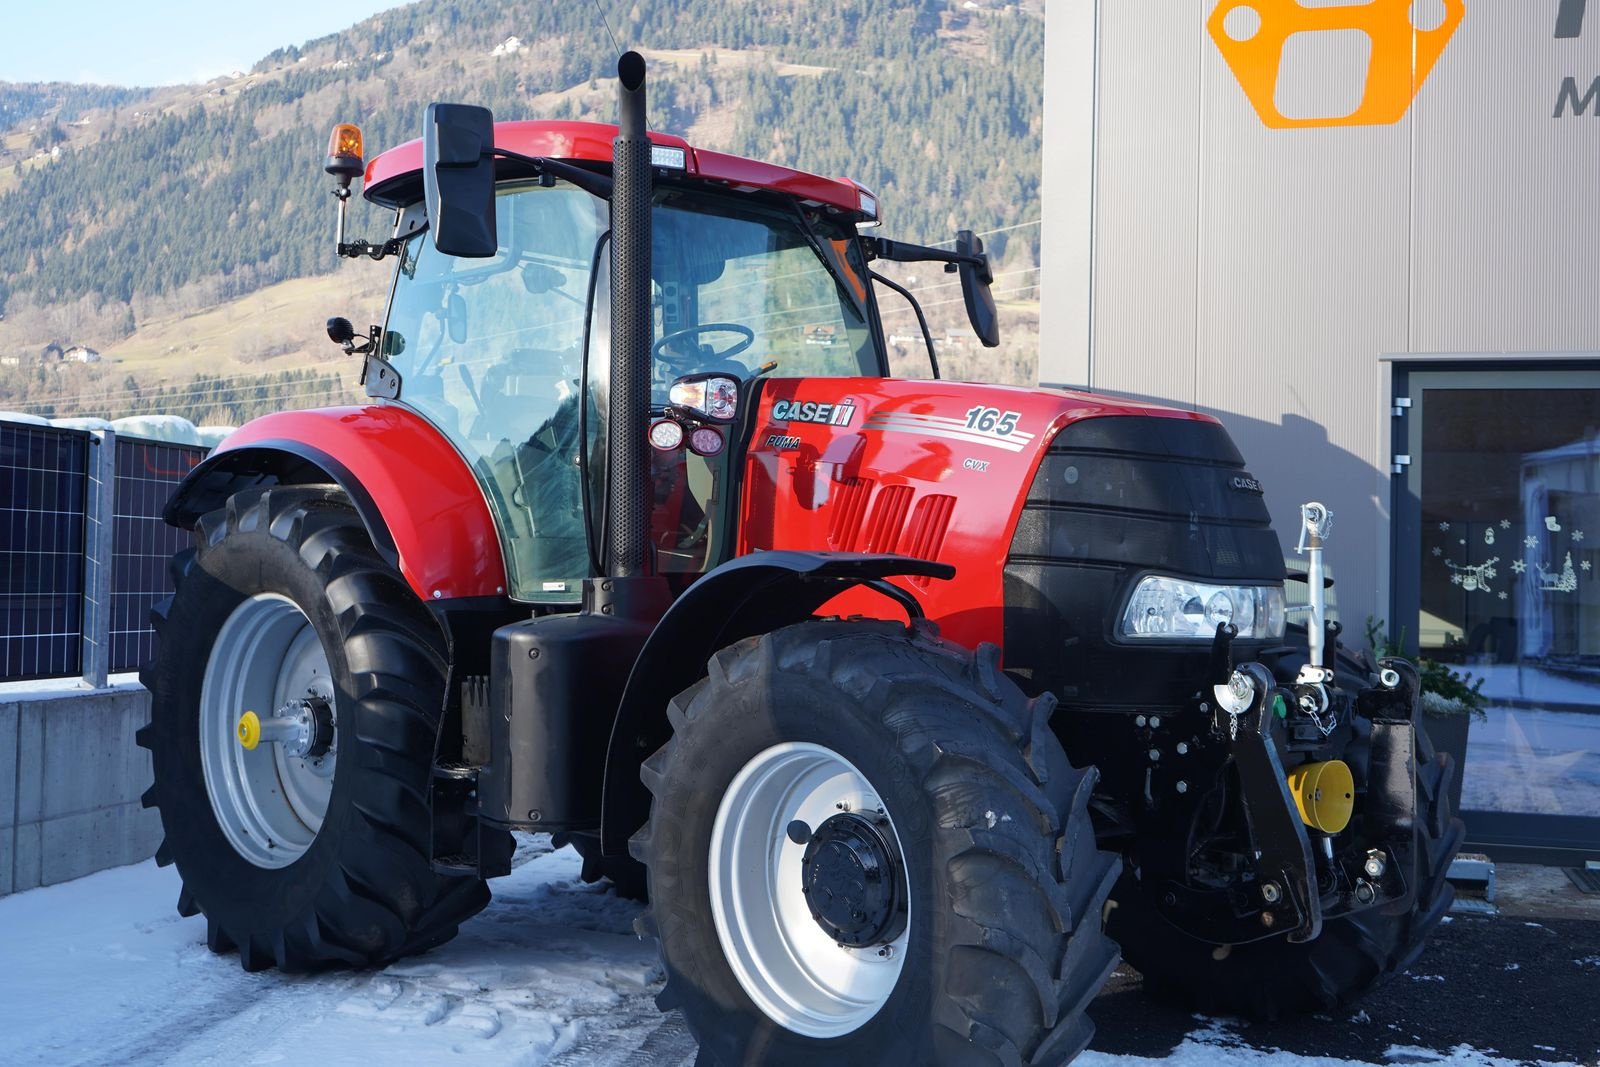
[423, 102, 498, 258]
[955, 229, 1000, 349]
[326, 316, 355, 345]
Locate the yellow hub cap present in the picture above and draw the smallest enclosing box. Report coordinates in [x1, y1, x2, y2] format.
[236, 710, 262, 751]
[1286, 759, 1355, 834]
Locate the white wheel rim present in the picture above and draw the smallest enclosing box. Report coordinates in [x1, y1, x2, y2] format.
[708, 742, 910, 1038]
[199, 594, 336, 868]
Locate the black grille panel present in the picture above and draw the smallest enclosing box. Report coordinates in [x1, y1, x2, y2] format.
[1003, 415, 1285, 710]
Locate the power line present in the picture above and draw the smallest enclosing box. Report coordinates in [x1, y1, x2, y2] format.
[590, 0, 623, 58]
[915, 219, 1042, 250]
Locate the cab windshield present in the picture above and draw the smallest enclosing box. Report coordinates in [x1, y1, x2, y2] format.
[381, 179, 878, 602]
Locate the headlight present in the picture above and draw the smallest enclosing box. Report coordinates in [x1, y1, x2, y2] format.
[1118, 576, 1286, 641]
[668, 375, 739, 421]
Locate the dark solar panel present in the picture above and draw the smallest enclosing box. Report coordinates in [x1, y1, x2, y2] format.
[0, 423, 89, 682]
[110, 440, 204, 673]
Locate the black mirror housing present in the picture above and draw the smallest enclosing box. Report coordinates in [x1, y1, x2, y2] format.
[955, 230, 1000, 348]
[326, 316, 355, 344]
[423, 103, 498, 258]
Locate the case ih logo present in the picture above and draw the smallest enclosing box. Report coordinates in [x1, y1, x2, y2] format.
[771, 398, 857, 426]
[1207, 0, 1464, 128]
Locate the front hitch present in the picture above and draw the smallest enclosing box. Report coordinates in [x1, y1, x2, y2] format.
[1158, 662, 1323, 945]
[1226, 662, 1324, 943]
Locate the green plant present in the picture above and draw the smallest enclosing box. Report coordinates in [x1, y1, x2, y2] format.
[1364, 618, 1488, 720]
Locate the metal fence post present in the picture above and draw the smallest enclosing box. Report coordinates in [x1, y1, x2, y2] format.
[80, 429, 116, 689]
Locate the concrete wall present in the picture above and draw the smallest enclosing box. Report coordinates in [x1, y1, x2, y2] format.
[1039, 0, 1600, 630]
[1, 683, 161, 897]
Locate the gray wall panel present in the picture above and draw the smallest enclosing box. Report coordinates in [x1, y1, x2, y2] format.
[1041, 0, 1596, 631]
[1411, 5, 1600, 352]
[1193, 35, 1412, 627]
[1087, 0, 1204, 404]
[1039, 0, 1098, 387]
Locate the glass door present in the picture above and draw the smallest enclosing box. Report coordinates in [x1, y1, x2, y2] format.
[1394, 366, 1600, 860]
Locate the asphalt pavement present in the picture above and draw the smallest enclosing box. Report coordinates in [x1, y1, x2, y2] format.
[1090, 911, 1600, 1065]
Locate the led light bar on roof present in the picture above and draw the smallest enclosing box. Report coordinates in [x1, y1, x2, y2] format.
[651, 144, 687, 170]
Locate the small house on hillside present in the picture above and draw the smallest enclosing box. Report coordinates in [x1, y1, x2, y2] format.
[63, 345, 102, 363]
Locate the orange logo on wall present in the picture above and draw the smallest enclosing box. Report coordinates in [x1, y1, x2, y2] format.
[1207, 0, 1465, 128]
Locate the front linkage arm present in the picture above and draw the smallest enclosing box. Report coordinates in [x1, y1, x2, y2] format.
[1158, 661, 1324, 946]
[1229, 662, 1324, 944]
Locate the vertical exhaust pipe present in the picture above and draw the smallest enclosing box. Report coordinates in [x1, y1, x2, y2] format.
[609, 51, 652, 579]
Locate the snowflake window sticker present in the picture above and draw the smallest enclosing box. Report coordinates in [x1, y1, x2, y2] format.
[1431, 514, 1584, 596]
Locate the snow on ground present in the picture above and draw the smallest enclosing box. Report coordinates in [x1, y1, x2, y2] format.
[0, 840, 1583, 1067]
[0, 836, 676, 1067]
[1078, 1019, 1582, 1067]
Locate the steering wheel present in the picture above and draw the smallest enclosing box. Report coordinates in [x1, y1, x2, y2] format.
[652, 322, 755, 368]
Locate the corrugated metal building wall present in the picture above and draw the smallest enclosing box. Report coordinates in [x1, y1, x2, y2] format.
[1040, 0, 1600, 629]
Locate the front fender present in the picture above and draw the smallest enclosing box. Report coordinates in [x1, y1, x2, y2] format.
[599, 550, 954, 854]
[165, 406, 507, 602]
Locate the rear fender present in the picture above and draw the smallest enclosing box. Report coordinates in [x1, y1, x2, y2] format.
[598, 550, 954, 854]
[164, 406, 507, 602]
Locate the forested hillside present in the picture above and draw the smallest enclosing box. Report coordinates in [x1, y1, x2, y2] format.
[0, 0, 1045, 421]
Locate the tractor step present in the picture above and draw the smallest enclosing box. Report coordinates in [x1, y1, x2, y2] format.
[433, 762, 478, 781]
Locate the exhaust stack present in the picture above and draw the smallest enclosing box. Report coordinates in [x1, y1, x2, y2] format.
[609, 51, 653, 579]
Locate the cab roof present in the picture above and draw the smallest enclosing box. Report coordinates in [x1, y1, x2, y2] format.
[363, 119, 874, 220]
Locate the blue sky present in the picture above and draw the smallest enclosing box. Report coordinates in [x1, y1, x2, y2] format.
[0, 0, 408, 87]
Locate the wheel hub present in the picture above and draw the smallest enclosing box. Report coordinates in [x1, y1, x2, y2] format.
[236, 695, 335, 760]
[200, 593, 336, 869]
[801, 812, 907, 947]
[708, 742, 911, 1038]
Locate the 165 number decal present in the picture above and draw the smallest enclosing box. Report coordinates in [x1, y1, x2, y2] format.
[963, 406, 1021, 436]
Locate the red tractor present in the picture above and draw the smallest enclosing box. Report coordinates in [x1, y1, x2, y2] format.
[140, 54, 1462, 1065]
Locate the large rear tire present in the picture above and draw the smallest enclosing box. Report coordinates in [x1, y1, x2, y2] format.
[632, 619, 1121, 1065]
[1108, 723, 1464, 1019]
[138, 485, 492, 971]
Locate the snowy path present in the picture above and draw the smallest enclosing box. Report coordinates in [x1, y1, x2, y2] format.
[0, 838, 1591, 1067]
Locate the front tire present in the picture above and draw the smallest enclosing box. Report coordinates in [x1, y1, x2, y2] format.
[138, 485, 492, 971]
[632, 619, 1120, 1065]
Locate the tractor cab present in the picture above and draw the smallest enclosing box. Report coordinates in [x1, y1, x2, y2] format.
[328, 118, 961, 603]
[378, 171, 878, 599]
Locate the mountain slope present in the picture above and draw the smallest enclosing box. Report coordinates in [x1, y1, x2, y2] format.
[0, 0, 1044, 418]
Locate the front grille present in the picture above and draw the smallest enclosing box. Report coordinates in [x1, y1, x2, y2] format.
[1003, 415, 1285, 710]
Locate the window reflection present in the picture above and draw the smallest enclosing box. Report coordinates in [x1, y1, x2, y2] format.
[1417, 388, 1600, 818]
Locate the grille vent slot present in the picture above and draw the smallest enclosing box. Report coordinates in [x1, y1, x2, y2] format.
[901, 494, 956, 586]
[828, 477, 875, 551]
[863, 485, 914, 553]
